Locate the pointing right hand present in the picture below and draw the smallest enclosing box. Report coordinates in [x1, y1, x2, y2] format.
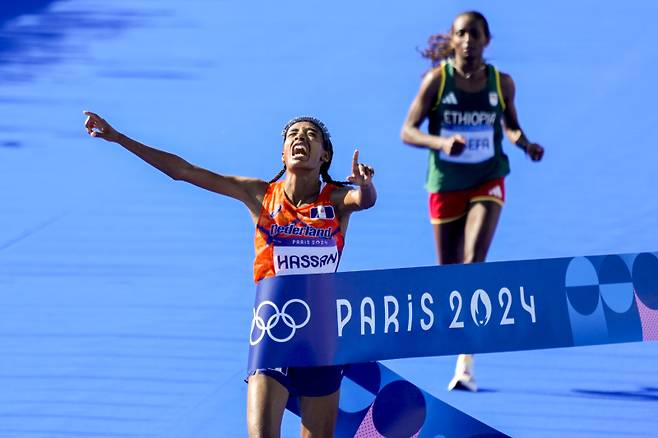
[83, 111, 119, 142]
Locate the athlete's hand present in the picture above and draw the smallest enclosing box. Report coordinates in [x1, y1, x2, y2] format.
[346, 149, 375, 186]
[83, 111, 120, 142]
[525, 143, 544, 161]
[442, 134, 466, 156]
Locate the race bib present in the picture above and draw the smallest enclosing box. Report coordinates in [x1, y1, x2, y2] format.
[439, 125, 495, 164]
[273, 237, 340, 276]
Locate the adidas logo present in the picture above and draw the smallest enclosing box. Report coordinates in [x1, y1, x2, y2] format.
[488, 185, 503, 199]
[441, 92, 458, 105]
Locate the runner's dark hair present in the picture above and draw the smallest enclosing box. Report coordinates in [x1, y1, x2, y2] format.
[269, 117, 348, 186]
[420, 11, 491, 67]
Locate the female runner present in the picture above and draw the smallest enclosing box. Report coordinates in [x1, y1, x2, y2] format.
[84, 112, 376, 436]
[400, 11, 543, 391]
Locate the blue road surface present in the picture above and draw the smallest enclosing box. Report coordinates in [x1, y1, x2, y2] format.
[1, 0, 658, 437]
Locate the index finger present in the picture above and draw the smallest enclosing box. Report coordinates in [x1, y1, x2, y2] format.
[352, 149, 360, 173]
[83, 110, 99, 119]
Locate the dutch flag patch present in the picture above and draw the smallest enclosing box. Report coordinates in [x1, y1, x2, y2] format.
[310, 205, 335, 219]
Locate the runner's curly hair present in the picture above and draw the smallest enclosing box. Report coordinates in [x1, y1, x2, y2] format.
[269, 116, 347, 186]
[421, 11, 491, 67]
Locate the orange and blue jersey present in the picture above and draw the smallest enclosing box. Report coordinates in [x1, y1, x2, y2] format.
[253, 181, 344, 283]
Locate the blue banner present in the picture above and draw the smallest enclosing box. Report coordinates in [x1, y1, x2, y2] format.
[286, 362, 508, 438]
[248, 252, 658, 371]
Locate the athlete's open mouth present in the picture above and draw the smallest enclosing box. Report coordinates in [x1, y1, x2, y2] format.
[292, 142, 308, 157]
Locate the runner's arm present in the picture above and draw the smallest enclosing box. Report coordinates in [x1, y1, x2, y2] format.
[499, 74, 544, 161]
[83, 111, 268, 214]
[400, 69, 465, 155]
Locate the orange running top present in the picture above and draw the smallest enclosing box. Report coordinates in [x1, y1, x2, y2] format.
[253, 181, 345, 283]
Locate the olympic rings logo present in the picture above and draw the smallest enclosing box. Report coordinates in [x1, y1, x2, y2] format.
[249, 299, 311, 345]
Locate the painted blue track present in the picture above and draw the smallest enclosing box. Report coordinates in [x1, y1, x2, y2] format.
[1, 0, 657, 436]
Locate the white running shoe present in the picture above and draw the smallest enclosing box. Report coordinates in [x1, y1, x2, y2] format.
[447, 354, 477, 392]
